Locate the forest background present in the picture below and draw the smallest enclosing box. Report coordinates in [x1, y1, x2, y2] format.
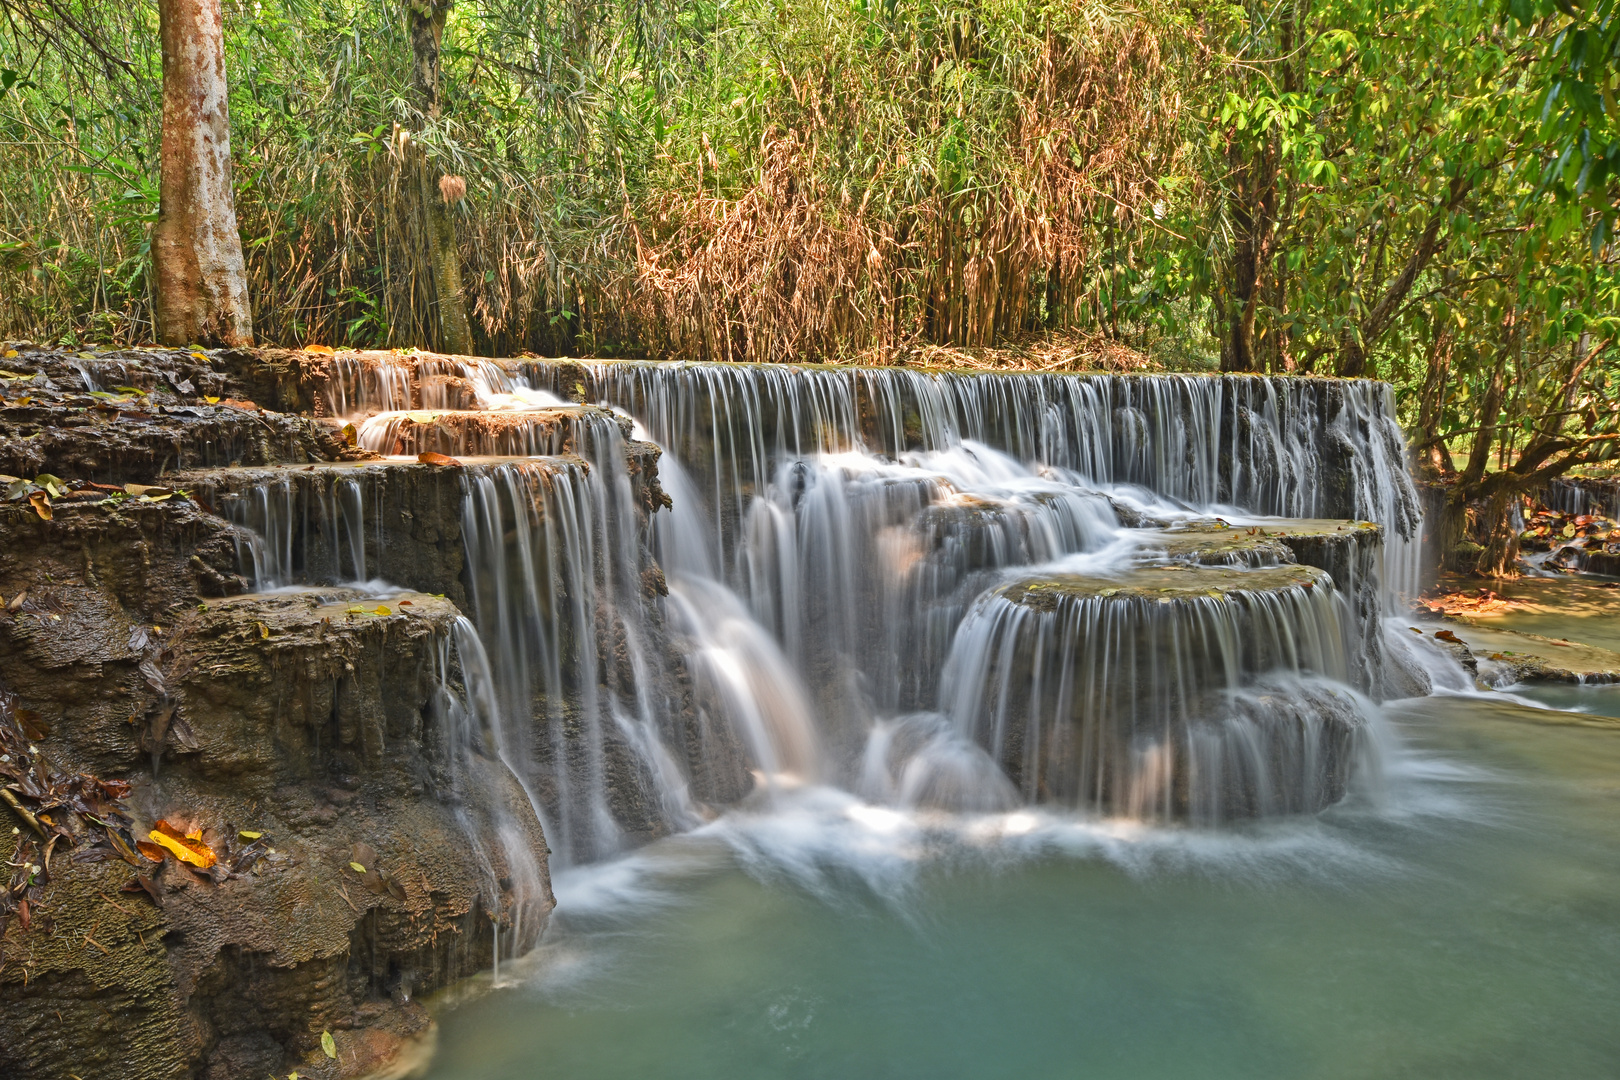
[0, 0, 1617, 571]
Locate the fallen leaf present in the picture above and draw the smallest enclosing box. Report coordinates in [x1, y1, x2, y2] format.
[1434, 630, 1463, 644]
[122, 873, 163, 907]
[373, 605, 390, 616]
[2, 349, 16, 358]
[385, 876, 407, 902]
[398, 600, 412, 606]
[305, 344, 335, 355]
[7, 589, 25, 612]
[15, 709, 50, 740]
[341, 422, 358, 447]
[149, 820, 216, 868]
[351, 842, 377, 866]
[321, 1030, 337, 1059]
[123, 484, 172, 498]
[350, 861, 367, 873]
[239, 830, 263, 840]
[406, 411, 442, 424]
[28, 490, 51, 520]
[256, 621, 271, 639]
[219, 398, 259, 412]
[203, 395, 220, 404]
[135, 839, 167, 862]
[416, 452, 461, 467]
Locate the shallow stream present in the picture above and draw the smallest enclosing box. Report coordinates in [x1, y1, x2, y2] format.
[420, 694, 1620, 1080]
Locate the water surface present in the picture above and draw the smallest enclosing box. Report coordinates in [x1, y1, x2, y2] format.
[422, 696, 1620, 1080]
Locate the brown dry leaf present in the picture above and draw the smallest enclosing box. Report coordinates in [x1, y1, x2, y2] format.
[1434, 629, 1463, 644]
[135, 839, 167, 862]
[123, 484, 172, 498]
[416, 452, 462, 467]
[219, 398, 259, 412]
[98, 777, 132, 800]
[15, 708, 49, 740]
[351, 841, 377, 866]
[7, 589, 25, 612]
[104, 829, 142, 867]
[122, 873, 163, 907]
[149, 819, 217, 868]
[28, 490, 51, 520]
[305, 344, 336, 355]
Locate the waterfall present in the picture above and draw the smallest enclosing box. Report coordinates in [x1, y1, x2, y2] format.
[528, 362, 1424, 595]
[208, 354, 1430, 881]
[936, 569, 1365, 822]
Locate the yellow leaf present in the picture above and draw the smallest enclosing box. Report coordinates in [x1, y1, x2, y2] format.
[406, 411, 442, 424]
[239, 830, 263, 840]
[149, 820, 216, 868]
[373, 605, 390, 616]
[305, 344, 336, 356]
[204, 395, 220, 404]
[28, 490, 51, 520]
[256, 621, 270, 638]
[321, 1031, 337, 1059]
[3, 349, 16, 358]
[341, 422, 358, 447]
[350, 861, 367, 873]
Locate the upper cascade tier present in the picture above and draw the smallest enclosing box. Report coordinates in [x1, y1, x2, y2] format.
[311, 352, 1422, 596]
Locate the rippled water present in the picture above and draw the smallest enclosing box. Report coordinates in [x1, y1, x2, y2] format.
[420, 694, 1620, 1080]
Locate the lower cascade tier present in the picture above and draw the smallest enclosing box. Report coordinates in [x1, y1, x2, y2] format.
[941, 564, 1370, 822]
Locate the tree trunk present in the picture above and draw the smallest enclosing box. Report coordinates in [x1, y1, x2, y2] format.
[1473, 484, 1523, 578]
[409, 0, 474, 356]
[1220, 138, 1269, 373]
[153, 0, 252, 347]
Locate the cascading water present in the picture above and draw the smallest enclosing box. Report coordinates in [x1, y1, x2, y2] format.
[212, 352, 1434, 900]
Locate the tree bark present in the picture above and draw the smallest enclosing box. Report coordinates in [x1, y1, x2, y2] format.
[153, 0, 253, 347]
[1220, 137, 1277, 372]
[409, 0, 474, 356]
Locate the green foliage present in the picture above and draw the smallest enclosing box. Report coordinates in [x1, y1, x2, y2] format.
[0, 0, 1613, 519]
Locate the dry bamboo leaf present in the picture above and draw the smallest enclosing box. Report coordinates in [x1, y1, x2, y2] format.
[28, 490, 50, 520]
[416, 452, 461, 467]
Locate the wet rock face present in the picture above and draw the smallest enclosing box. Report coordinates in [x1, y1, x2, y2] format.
[0, 526, 552, 1078]
[0, 345, 591, 1080]
[0, 344, 358, 482]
